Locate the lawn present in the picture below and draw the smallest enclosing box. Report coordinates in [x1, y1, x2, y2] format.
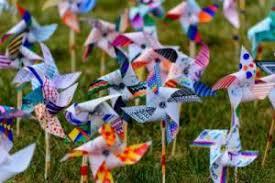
[0, 0, 275, 182]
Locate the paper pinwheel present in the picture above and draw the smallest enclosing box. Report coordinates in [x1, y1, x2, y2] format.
[165, 0, 218, 43]
[88, 47, 146, 116]
[165, 43, 215, 97]
[122, 62, 201, 142]
[0, 4, 57, 45]
[248, 8, 275, 57]
[192, 128, 258, 183]
[221, 0, 240, 28]
[0, 0, 13, 15]
[0, 140, 36, 183]
[61, 124, 151, 183]
[212, 46, 275, 126]
[65, 94, 125, 140]
[129, 0, 164, 31]
[43, 0, 96, 32]
[83, 19, 118, 59]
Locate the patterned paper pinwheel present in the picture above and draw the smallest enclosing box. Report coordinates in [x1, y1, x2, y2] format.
[165, 0, 218, 43]
[0, 139, 36, 183]
[65, 94, 125, 142]
[129, 0, 164, 31]
[43, 0, 96, 32]
[165, 43, 215, 97]
[212, 46, 275, 126]
[248, 8, 275, 57]
[192, 128, 258, 183]
[88, 47, 146, 117]
[83, 19, 119, 59]
[61, 124, 151, 183]
[122, 62, 201, 182]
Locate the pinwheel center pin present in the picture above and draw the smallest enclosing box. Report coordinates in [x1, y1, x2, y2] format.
[118, 83, 125, 89]
[159, 101, 166, 109]
[155, 58, 161, 63]
[141, 44, 146, 49]
[102, 32, 108, 37]
[221, 145, 227, 152]
[102, 149, 110, 157]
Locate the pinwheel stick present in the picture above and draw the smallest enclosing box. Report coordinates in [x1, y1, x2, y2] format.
[45, 132, 50, 180]
[123, 121, 128, 144]
[189, 41, 196, 58]
[70, 29, 76, 72]
[16, 90, 22, 136]
[233, 29, 240, 65]
[161, 120, 166, 183]
[261, 110, 275, 166]
[259, 0, 265, 7]
[100, 52, 106, 76]
[12, 0, 17, 23]
[80, 156, 88, 183]
[234, 168, 238, 183]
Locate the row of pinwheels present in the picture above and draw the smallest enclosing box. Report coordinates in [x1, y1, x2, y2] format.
[0, 0, 274, 183]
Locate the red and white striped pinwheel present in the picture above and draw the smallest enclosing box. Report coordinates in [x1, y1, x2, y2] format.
[61, 124, 151, 183]
[83, 19, 119, 59]
[43, 0, 96, 32]
[212, 46, 275, 126]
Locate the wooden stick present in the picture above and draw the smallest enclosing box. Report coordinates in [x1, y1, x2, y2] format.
[261, 110, 275, 166]
[11, 0, 17, 23]
[259, 0, 265, 7]
[233, 29, 240, 65]
[234, 168, 238, 183]
[80, 156, 88, 183]
[189, 41, 196, 58]
[16, 90, 22, 136]
[100, 52, 106, 76]
[161, 121, 166, 183]
[123, 121, 128, 144]
[69, 29, 76, 72]
[44, 132, 50, 180]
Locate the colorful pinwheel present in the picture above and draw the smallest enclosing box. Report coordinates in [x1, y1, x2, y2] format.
[221, 0, 240, 28]
[61, 124, 151, 183]
[65, 94, 125, 141]
[88, 47, 146, 117]
[83, 19, 119, 59]
[43, 0, 96, 32]
[248, 8, 275, 57]
[129, 0, 164, 31]
[212, 47, 274, 126]
[165, 43, 215, 97]
[192, 128, 258, 183]
[165, 0, 218, 43]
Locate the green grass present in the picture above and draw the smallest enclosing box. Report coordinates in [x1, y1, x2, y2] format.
[1, 0, 275, 182]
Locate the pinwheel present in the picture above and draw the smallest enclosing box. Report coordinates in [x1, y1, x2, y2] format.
[129, 0, 164, 32]
[248, 8, 275, 58]
[65, 94, 125, 141]
[0, 140, 36, 183]
[165, 43, 215, 97]
[43, 0, 96, 71]
[61, 124, 151, 183]
[165, 0, 218, 44]
[42, 0, 96, 32]
[122, 62, 201, 182]
[212, 47, 275, 127]
[83, 19, 119, 76]
[192, 127, 258, 183]
[88, 47, 146, 118]
[0, 0, 13, 15]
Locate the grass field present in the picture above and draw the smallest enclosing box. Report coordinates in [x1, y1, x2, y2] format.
[0, 0, 275, 182]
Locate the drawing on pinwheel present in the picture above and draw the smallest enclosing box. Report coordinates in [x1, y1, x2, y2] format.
[88, 47, 146, 118]
[212, 46, 275, 126]
[65, 94, 125, 142]
[61, 124, 151, 183]
[165, 0, 218, 43]
[248, 8, 275, 57]
[43, 0, 96, 32]
[192, 127, 258, 183]
[165, 43, 215, 97]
